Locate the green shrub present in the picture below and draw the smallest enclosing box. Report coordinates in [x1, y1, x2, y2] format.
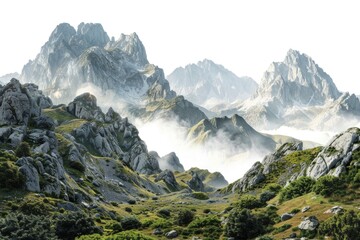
[225, 208, 265, 240]
[120, 216, 141, 230]
[150, 218, 172, 229]
[203, 209, 211, 214]
[273, 224, 291, 234]
[0, 160, 24, 189]
[319, 210, 360, 240]
[313, 175, 345, 197]
[191, 192, 209, 200]
[19, 200, 52, 216]
[279, 177, 315, 202]
[106, 230, 155, 240]
[188, 216, 222, 239]
[237, 195, 264, 209]
[55, 211, 102, 240]
[76, 234, 103, 240]
[0, 213, 57, 240]
[15, 142, 31, 158]
[124, 207, 132, 213]
[290, 208, 300, 214]
[157, 208, 171, 218]
[259, 191, 276, 203]
[264, 183, 282, 193]
[176, 209, 195, 226]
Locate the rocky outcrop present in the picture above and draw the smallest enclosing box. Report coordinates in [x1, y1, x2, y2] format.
[0, 79, 51, 126]
[67, 93, 105, 122]
[185, 167, 228, 189]
[187, 172, 204, 192]
[155, 170, 180, 191]
[158, 152, 185, 172]
[231, 142, 304, 193]
[68, 93, 161, 175]
[307, 128, 360, 179]
[324, 206, 344, 214]
[298, 216, 319, 231]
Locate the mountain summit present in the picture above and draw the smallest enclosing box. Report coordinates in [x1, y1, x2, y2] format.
[254, 49, 340, 106]
[20, 22, 175, 105]
[235, 49, 359, 130]
[167, 59, 258, 109]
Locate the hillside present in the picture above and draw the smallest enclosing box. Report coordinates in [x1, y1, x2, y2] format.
[0, 79, 359, 240]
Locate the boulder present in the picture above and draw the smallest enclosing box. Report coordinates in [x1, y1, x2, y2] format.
[165, 230, 178, 239]
[16, 157, 40, 192]
[324, 206, 344, 214]
[153, 228, 163, 235]
[298, 216, 319, 231]
[302, 206, 311, 213]
[281, 213, 294, 221]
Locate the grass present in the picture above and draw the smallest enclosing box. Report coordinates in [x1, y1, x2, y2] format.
[56, 119, 88, 133]
[43, 106, 75, 124]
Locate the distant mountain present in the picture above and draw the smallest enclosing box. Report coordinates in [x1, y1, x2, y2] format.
[167, 59, 258, 109]
[0, 72, 19, 84]
[229, 49, 360, 130]
[188, 114, 276, 152]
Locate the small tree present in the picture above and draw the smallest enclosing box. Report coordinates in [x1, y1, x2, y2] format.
[55, 212, 102, 240]
[280, 177, 315, 202]
[225, 208, 264, 240]
[313, 175, 345, 197]
[319, 210, 360, 240]
[176, 209, 195, 226]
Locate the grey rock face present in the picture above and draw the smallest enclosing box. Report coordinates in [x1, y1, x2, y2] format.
[67, 93, 105, 122]
[155, 170, 180, 191]
[159, 152, 185, 172]
[0, 79, 52, 126]
[307, 128, 359, 179]
[167, 59, 258, 108]
[187, 172, 204, 192]
[302, 206, 311, 213]
[298, 216, 319, 231]
[16, 157, 40, 192]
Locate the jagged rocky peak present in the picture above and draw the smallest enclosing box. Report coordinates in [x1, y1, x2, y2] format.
[159, 152, 185, 173]
[76, 22, 110, 47]
[167, 58, 258, 108]
[48, 23, 76, 44]
[21, 22, 175, 106]
[106, 32, 148, 66]
[255, 49, 340, 106]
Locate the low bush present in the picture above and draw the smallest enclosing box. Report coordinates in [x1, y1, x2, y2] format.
[237, 194, 264, 209]
[279, 177, 315, 202]
[319, 210, 360, 240]
[176, 209, 195, 226]
[312, 175, 345, 197]
[120, 216, 141, 230]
